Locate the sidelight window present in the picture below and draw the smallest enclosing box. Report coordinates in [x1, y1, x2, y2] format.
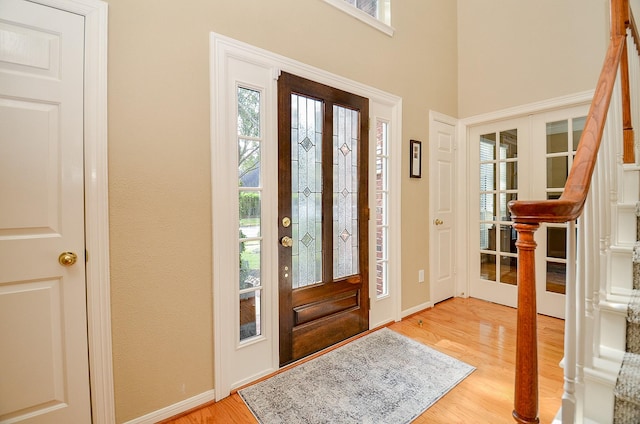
[375, 120, 389, 297]
[238, 86, 263, 342]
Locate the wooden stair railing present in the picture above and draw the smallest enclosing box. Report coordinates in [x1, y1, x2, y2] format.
[507, 0, 633, 422]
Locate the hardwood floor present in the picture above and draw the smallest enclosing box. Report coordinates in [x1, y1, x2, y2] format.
[164, 298, 564, 424]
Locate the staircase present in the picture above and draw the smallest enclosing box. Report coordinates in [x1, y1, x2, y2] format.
[613, 237, 640, 422]
[508, 1, 640, 422]
[577, 168, 640, 424]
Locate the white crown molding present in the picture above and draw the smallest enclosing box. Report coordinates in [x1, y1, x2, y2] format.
[460, 90, 595, 128]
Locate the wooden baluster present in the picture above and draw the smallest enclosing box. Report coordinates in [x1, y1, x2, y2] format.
[512, 223, 540, 424]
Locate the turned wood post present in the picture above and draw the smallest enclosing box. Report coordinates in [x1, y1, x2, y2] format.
[512, 222, 540, 424]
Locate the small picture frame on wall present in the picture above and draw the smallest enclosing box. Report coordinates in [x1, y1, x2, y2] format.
[410, 139, 422, 178]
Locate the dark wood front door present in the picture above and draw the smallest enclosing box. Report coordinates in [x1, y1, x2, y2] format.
[278, 72, 369, 366]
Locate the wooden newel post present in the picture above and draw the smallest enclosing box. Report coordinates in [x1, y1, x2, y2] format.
[512, 222, 540, 424]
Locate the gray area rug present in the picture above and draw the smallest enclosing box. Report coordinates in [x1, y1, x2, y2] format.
[239, 328, 475, 423]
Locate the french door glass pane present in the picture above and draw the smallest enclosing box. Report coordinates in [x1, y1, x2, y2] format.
[333, 105, 360, 279]
[546, 120, 568, 153]
[480, 193, 496, 221]
[500, 256, 517, 285]
[480, 133, 496, 160]
[500, 130, 518, 159]
[480, 223, 496, 251]
[546, 262, 566, 294]
[573, 117, 586, 150]
[499, 162, 518, 190]
[499, 225, 517, 254]
[480, 253, 496, 281]
[547, 227, 567, 259]
[480, 163, 496, 191]
[547, 156, 568, 188]
[500, 192, 516, 221]
[291, 94, 323, 289]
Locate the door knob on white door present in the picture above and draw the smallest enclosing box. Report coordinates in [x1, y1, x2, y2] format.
[434, 219, 443, 225]
[58, 251, 78, 266]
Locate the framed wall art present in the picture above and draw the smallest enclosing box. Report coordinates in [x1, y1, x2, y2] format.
[410, 139, 422, 178]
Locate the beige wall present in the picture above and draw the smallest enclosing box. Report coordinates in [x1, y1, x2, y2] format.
[107, 0, 457, 421]
[458, 0, 609, 118]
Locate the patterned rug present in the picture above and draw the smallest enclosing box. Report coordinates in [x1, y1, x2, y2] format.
[239, 328, 475, 423]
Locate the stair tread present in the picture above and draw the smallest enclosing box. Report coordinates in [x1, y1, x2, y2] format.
[615, 352, 640, 405]
[627, 291, 640, 324]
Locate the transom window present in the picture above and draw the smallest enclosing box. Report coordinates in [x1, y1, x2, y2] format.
[322, 0, 393, 36]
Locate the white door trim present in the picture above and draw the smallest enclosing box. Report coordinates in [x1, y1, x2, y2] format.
[26, 0, 114, 422]
[210, 32, 402, 400]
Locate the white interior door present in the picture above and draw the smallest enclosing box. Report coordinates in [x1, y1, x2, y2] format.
[429, 113, 456, 304]
[0, 1, 91, 422]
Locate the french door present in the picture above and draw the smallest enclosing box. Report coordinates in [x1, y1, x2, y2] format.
[469, 105, 588, 319]
[531, 106, 588, 318]
[470, 117, 527, 308]
[278, 72, 369, 365]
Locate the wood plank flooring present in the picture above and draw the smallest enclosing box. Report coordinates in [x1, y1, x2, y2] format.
[164, 298, 564, 423]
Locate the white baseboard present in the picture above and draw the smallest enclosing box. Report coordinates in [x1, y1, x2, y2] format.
[123, 389, 216, 424]
[401, 301, 433, 318]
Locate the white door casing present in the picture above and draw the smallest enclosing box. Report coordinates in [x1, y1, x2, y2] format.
[211, 33, 402, 400]
[0, 0, 112, 422]
[462, 93, 592, 318]
[429, 112, 457, 304]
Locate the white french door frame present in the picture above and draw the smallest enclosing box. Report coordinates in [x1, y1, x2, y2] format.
[21, 0, 114, 422]
[457, 91, 594, 311]
[211, 33, 402, 400]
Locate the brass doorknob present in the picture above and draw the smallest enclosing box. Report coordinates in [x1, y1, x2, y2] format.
[58, 251, 78, 266]
[434, 219, 443, 226]
[280, 236, 293, 248]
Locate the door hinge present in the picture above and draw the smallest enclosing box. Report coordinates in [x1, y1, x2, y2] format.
[366, 207, 371, 221]
[85, 249, 88, 263]
[368, 297, 371, 310]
